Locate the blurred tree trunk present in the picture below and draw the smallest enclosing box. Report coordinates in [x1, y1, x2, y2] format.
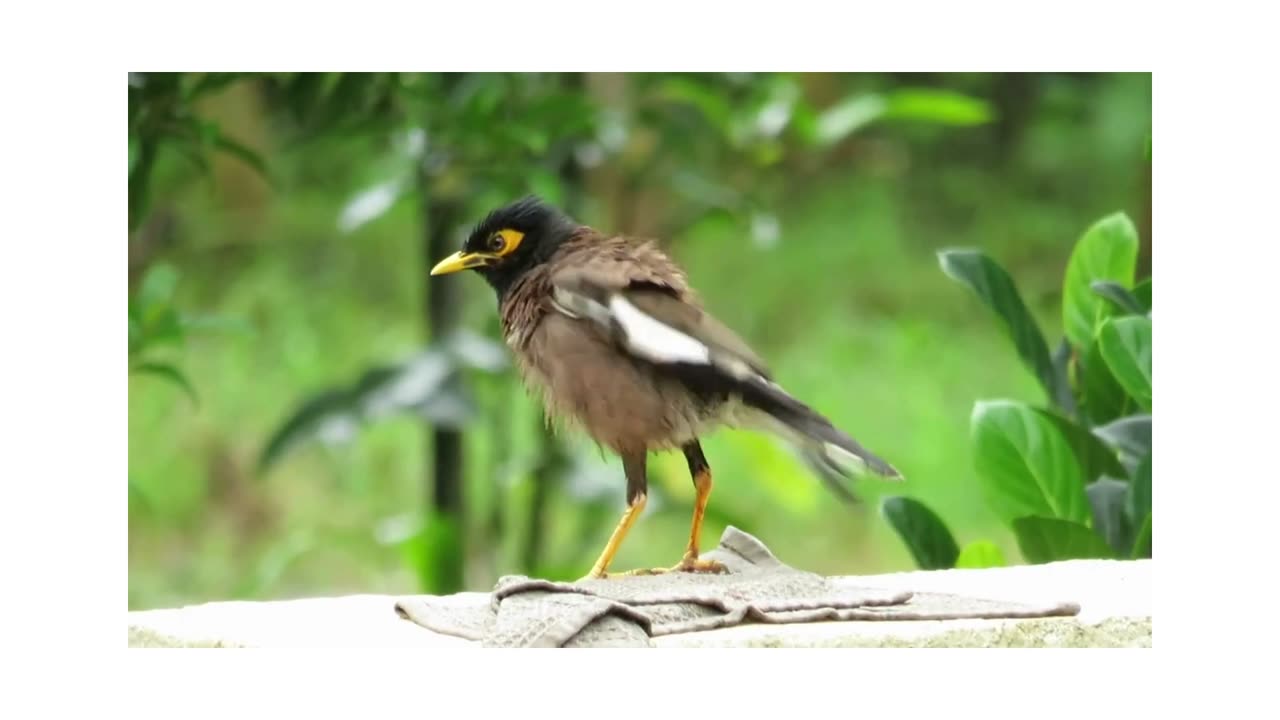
[583, 72, 630, 231]
[421, 183, 466, 592]
[196, 79, 273, 234]
[582, 72, 670, 237]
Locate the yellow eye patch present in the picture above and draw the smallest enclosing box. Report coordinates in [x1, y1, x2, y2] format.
[493, 229, 525, 257]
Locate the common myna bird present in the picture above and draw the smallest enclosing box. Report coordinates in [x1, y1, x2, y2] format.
[430, 197, 901, 579]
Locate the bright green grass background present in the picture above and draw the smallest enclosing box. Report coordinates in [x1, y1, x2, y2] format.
[128, 73, 1150, 610]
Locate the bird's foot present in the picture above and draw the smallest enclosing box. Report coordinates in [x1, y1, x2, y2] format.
[627, 554, 729, 577]
[671, 555, 729, 574]
[580, 553, 727, 580]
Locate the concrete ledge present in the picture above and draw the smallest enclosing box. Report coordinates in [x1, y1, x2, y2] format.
[128, 559, 1151, 648]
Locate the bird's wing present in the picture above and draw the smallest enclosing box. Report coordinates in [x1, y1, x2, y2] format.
[547, 242, 772, 381]
[623, 290, 774, 379]
[547, 246, 901, 485]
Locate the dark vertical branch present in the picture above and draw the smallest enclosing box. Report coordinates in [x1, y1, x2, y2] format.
[407, 73, 470, 593]
[583, 73, 630, 230]
[420, 183, 466, 592]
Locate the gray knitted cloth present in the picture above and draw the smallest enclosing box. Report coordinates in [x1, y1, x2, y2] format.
[394, 526, 1080, 647]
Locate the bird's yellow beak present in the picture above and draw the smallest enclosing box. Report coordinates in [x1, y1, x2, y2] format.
[430, 251, 496, 276]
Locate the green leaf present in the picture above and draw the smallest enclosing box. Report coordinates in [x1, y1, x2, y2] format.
[1091, 280, 1144, 315]
[1013, 517, 1116, 563]
[257, 343, 506, 473]
[955, 540, 1007, 569]
[1131, 513, 1152, 559]
[133, 307, 186, 353]
[939, 249, 1066, 409]
[338, 176, 409, 234]
[129, 264, 187, 354]
[1093, 414, 1151, 470]
[130, 361, 198, 405]
[788, 99, 820, 145]
[136, 263, 179, 310]
[972, 400, 1090, 525]
[1033, 408, 1127, 483]
[1080, 334, 1129, 424]
[1087, 478, 1134, 556]
[212, 132, 272, 184]
[881, 496, 960, 570]
[1133, 279, 1152, 313]
[813, 94, 886, 145]
[258, 387, 361, 472]
[1049, 338, 1077, 417]
[1129, 453, 1151, 525]
[882, 88, 994, 125]
[1062, 213, 1139, 348]
[1098, 316, 1152, 411]
[656, 76, 735, 136]
[172, 133, 214, 176]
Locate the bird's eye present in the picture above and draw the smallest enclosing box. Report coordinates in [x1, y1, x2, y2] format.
[488, 234, 506, 253]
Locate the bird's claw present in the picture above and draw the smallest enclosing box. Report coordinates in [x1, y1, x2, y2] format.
[671, 556, 729, 574]
[581, 554, 727, 580]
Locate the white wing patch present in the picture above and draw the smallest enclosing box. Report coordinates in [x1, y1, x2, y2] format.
[552, 284, 755, 375]
[608, 295, 711, 365]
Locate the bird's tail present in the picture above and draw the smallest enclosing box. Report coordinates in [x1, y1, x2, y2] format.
[734, 374, 902, 498]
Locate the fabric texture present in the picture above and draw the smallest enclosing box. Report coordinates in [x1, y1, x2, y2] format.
[394, 526, 1080, 647]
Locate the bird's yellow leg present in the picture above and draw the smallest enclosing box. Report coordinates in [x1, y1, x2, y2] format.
[672, 467, 726, 573]
[633, 444, 728, 576]
[584, 493, 647, 579]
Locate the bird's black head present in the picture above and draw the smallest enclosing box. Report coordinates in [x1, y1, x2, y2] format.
[429, 196, 579, 298]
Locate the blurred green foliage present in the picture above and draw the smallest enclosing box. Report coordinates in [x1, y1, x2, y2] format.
[128, 72, 1151, 609]
[885, 209, 1153, 566]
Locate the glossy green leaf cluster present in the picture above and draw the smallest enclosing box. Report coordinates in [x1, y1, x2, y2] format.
[885, 210, 1151, 567]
